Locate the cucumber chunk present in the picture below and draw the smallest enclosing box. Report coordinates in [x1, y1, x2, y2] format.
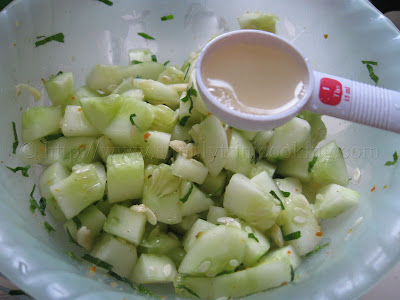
[275, 177, 303, 195]
[182, 219, 217, 252]
[75, 85, 101, 99]
[130, 254, 177, 284]
[16, 139, 47, 166]
[241, 222, 271, 268]
[189, 115, 228, 177]
[170, 214, 199, 235]
[91, 233, 138, 278]
[224, 130, 255, 177]
[86, 62, 165, 93]
[314, 184, 360, 219]
[61, 105, 101, 137]
[140, 229, 182, 255]
[277, 148, 314, 183]
[103, 205, 147, 245]
[107, 152, 144, 203]
[50, 163, 106, 219]
[44, 72, 75, 106]
[224, 173, 281, 231]
[128, 48, 153, 64]
[21, 106, 63, 142]
[200, 170, 226, 199]
[179, 225, 247, 277]
[179, 181, 213, 216]
[207, 206, 227, 224]
[141, 131, 171, 160]
[133, 79, 180, 109]
[238, 12, 279, 33]
[158, 66, 187, 84]
[298, 111, 327, 147]
[311, 141, 349, 186]
[174, 275, 213, 299]
[279, 194, 322, 256]
[252, 130, 274, 157]
[171, 155, 208, 184]
[250, 171, 285, 201]
[248, 159, 276, 178]
[64, 205, 106, 250]
[39, 161, 70, 221]
[171, 123, 192, 143]
[95, 136, 115, 163]
[267, 245, 302, 270]
[149, 105, 178, 133]
[266, 117, 311, 162]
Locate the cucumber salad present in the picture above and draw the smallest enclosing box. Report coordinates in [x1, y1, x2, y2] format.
[14, 12, 361, 299]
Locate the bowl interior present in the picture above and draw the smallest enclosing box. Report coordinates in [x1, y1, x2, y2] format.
[1, 0, 400, 299]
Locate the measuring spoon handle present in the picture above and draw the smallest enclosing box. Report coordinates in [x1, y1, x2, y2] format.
[306, 71, 400, 133]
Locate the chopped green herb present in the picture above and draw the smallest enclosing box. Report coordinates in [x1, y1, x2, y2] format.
[12, 121, 18, 154]
[361, 60, 378, 66]
[280, 190, 291, 197]
[137, 32, 155, 40]
[151, 54, 157, 62]
[248, 233, 259, 242]
[180, 183, 194, 203]
[29, 184, 45, 215]
[8, 290, 27, 296]
[181, 85, 197, 113]
[206, 186, 224, 198]
[269, 190, 285, 210]
[136, 75, 142, 79]
[305, 242, 330, 257]
[44, 221, 55, 233]
[6, 165, 30, 177]
[44, 132, 64, 141]
[36, 35, 45, 39]
[39, 197, 47, 215]
[107, 270, 135, 288]
[66, 251, 82, 262]
[385, 151, 398, 166]
[72, 216, 82, 229]
[362, 60, 379, 85]
[131, 60, 143, 65]
[282, 230, 301, 241]
[216, 270, 235, 276]
[129, 113, 137, 126]
[179, 116, 190, 126]
[35, 33, 65, 47]
[82, 254, 113, 271]
[184, 63, 191, 80]
[290, 265, 294, 282]
[103, 194, 107, 201]
[137, 284, 154, 296]
[177, 284, 200, 298]
[308, 157, 317, 173]
[97, 0, 113, 6]
[161, 15, 174, 21]
[163, 60, 170, 66]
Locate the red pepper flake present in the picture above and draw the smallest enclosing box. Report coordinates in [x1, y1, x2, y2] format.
[371, 185, 376, 192]
[383, 185, 388, 190]
[195, 232, 203, 238]
[144, 132, 151, 140]
[316, 231, 323, 237]
[295, 188, 299, 192]
[348, 228, 353, 234]
[89, 265, 97, 273]
[79, 144, 86, 149]
[282, 282, 288, 286]
[287, 250, 292, 254]
[324, 34, 328, 39]
[71, 96, 76, 100]
[41, 78, 46, 83]
[78, 108, 82, 112]
[13, 43, 16, 47]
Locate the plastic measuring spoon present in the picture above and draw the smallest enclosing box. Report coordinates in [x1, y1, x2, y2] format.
[196, 30, 400, 132]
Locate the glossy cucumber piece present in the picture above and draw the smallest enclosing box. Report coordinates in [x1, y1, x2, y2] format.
[224, 130, 255, 177]
[44, 72, 75, 106]
[61, 105, 101, 137]
[130, 254, 177, 284]
[171, 155, 208, 185]
[182, 219, 217, 252]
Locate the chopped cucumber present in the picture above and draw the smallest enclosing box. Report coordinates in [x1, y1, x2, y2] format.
[86, 62, 165, 93]
[158, 66, 187, 84]
[238, 12, 279, 33]
[298, 111, 327, 148]
[95, 136, 115, 163]
[133, 79, 180, 109]
[224, 173, 281, 231]
[266, 117, 311, 162]
[252, 130, 274, 157]
[149, 105, 178, 133]
[128, 48, 153, 64]
[107, 152, 144, 203]
[276, 148, 314, 183]
[267, 245, 302, 270]
[275, 177, 303, 195]
[21, 106, 63, 142]
[171, 123, 192, 142]
[182, 219, 217, 252]
[314, 184, 360, 219]
[142, 164, 182, 224]
[311, 141, 349, 186]
[179, 181, 213, 216]
[61, 105, 101, 137]
[140, 229, 181, 255]
[38, 161, 70, 221]
[170, 214, 199, 235]
[44, 72, 75, 106]
[50, 163, 106, 219]
[91, 233, 138, 277]
[248, 159, 276, 178]
[103, 205, 146, 245]
[279, 194, 322, 256]
[75, 85, 101, 99]
[178, 225, 247, 277]
[141, 131, 171, 160]
[171, 155, 208, 184]
[64, 205, 106, 250]
[236, 129, 257, 141]
[189, 115, 228, 177]
[130, 254, 177, 284]
[178, 91, 204, 127]
[250, 171, 285, 201]
[16, 139, 47, 165]
[110, 77, 136, 95]
[207, 206, 227, 224]
[200, 170, 226, 199]
[241, 222, 271, 268]
[224, 130, 255, 177]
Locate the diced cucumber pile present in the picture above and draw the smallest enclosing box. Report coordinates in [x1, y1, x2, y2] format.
[15, 12, 362, 299]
